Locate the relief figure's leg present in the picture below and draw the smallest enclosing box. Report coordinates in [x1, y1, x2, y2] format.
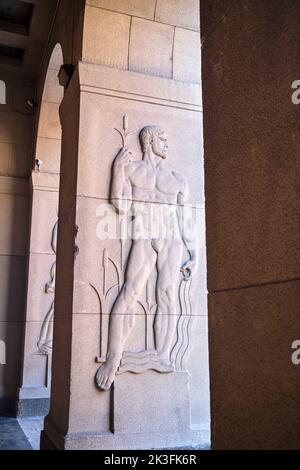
[155, 242, 182, 365]
[96, 240, 156, 390]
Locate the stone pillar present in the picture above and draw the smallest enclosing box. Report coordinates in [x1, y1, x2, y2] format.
[42, 0, 209, 450]
[18, 45, 63, 417]
[201, 0, 300, 449]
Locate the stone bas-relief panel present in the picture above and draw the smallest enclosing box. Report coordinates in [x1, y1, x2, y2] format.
[94, 123, 199, 391]
[77, 92, 204, 205]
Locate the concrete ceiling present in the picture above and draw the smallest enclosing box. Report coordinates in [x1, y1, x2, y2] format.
[0, 0, 58, 80]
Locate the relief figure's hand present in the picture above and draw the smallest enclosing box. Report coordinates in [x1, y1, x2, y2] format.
[114, 147, 133, 169]
[181, 258, 197, 281]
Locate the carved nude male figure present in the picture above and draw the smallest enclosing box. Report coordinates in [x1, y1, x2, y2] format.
[96, 126, 197, 390]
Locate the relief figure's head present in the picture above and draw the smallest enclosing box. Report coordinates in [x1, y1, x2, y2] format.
[139, 126, 168, 159]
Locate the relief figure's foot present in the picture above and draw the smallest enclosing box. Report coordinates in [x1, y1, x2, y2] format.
[158, 353, 175, 372]
[95, 356, 120, 391]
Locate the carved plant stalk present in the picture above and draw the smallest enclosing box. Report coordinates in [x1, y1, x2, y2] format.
[102, 248, 108, 296]
[114, 113, 134, 148]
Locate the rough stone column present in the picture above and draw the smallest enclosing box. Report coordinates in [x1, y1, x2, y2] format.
[201, 0, 300, 450]
[42, 0, 209, 450]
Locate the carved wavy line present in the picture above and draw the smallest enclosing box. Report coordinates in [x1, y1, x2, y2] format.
[188, 278, 192, 314]
[120, 360, 156, 369]
[176, 317, 188, 369]
[175, 280, 191, 369]
[170, 280, 184, 364]
[118, 360, 170, 375]
[175, 280, 188, 367]
[173, 279, 186, 361]
[122, 351, 159, 361]
[180, 280, 193, 369]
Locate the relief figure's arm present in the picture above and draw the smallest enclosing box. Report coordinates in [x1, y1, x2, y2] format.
[110, 147, 133, 214]
[177, 177, 198, 279]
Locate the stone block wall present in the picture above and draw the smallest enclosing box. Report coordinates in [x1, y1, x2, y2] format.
[201, 0, 300, 449]
[83, 0, 201, 83]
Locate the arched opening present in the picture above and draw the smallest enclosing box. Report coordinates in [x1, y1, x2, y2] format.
[35, 43, 64, 174]
[0, 80, 6, 104]
[19, 44, 64, 418]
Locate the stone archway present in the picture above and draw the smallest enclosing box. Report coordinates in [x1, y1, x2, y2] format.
[19, 43, 64, 417]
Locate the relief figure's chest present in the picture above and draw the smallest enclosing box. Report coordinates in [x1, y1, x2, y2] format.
[130, 167, 178, 196]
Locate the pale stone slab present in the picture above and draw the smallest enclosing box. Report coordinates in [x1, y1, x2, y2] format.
[155, 0, 200, 31]
[173, 28, 201, 83]
[82, 6, 131, 70]
[0, 255, 27, 322]
[87, 0, 156, 19]
[129, 18, 174, 78]
[114, 371, 191, 434]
